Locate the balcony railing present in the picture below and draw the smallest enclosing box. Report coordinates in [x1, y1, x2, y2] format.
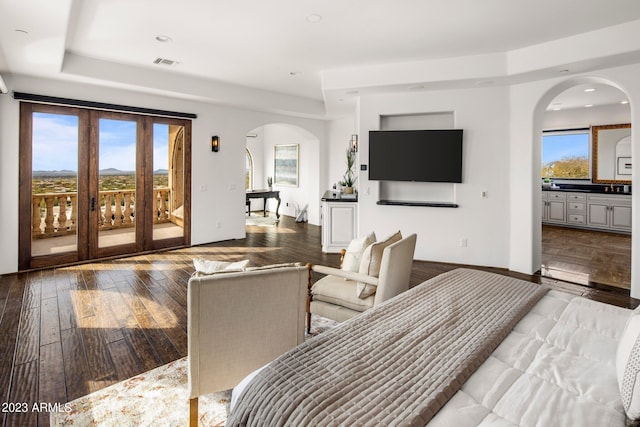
[32, 188, 172, 239]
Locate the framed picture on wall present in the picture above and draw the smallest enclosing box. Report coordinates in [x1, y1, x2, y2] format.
[274, 144, 299, 187]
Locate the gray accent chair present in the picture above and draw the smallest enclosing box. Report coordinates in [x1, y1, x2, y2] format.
[307, 233, 417, 332]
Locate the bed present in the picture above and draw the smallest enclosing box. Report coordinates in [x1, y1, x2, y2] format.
[226, 268, 640, 426]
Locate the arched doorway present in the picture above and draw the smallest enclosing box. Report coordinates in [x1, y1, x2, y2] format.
[244, 123, 321, 224]
[534, 78, 633, 291]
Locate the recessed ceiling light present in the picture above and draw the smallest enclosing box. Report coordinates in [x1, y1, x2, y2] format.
[559, 69, 570, 73]
[584, 104, 593, 108]
[552, 107, 561, 111]
[155, 35, 172, 43]
[621, 100, 629, 105]
[15, 29, 29, 35]
[306, 14, 322, 23]
[289, 71, 301, 76]
[584, 88, 595, 92]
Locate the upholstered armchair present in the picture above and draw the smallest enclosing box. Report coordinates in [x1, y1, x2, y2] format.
[307, 233, 417, 332]
[187, 264, 309, 427]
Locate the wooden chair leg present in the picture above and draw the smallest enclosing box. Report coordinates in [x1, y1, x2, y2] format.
[306, 263, 313, 334]
[189, 397, 198, 427]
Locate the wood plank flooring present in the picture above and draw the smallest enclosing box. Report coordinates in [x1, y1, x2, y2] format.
[541, 224, 632, 291]
[0, 216, 637, 426]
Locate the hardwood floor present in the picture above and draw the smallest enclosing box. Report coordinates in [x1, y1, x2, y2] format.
[0, 216, 637, 426]
[541, 224, 632, 291]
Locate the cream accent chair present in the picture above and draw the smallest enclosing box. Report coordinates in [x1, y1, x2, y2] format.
[187, 264, 309, 427]
[307, 233, 417, 332]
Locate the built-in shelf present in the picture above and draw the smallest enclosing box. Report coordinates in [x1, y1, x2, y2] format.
[377, 200, 459, 208]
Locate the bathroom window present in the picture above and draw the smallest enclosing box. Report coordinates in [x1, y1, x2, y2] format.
[542, 129, 590, 179]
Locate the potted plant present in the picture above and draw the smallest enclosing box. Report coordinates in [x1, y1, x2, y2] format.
[341, 148, 357, 194]
[267, 176, 273, 190]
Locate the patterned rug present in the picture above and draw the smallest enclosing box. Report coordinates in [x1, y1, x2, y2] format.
[50, 315, 338, 426]
[245, 215, 278, 227]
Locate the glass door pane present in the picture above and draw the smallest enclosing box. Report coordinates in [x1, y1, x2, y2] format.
[152, 123, 185, 241]
[31, 112, 79, 257]
[97, 118, 137, 249]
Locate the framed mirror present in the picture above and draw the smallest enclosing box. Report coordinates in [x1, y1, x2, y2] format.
[592, 123, 632, 184]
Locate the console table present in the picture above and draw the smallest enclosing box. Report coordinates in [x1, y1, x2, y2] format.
[246, 189, 281, 219]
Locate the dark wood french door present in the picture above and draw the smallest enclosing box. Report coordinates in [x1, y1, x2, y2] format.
[19, 103, 191, 270]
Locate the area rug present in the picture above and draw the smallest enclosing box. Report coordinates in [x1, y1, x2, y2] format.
[245, 215, 278, 227]
[50, 315, 338, 426]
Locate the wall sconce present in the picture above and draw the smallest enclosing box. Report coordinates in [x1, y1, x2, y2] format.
[211, 135, 220, 152]
[350, 134, 358, 152]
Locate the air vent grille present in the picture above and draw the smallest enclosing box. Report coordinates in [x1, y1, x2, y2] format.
[153, 57, 177, 66]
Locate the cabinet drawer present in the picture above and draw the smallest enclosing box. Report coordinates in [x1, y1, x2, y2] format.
[568, 202, 585, 211]
[568, 214, 585, 224]
[567, 193, 586, 201]
[547, 192, 566, 200]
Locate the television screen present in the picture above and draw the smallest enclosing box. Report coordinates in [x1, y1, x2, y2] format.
[368, 129, 463, 183]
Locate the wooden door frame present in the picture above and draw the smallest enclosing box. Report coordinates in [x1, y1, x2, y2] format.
[18, 103, 192, 271]
[18, 103, 91, 270]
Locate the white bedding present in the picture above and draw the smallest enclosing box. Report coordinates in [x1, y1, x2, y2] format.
[430, 290, 630, 427]
[231, 290, 632, 426]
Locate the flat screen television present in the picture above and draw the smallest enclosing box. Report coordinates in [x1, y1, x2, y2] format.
[368, 129, 463, 183]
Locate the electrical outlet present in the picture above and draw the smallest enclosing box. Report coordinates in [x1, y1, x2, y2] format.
[481, 190, 488, 199]
[216, 220, 222, 229]
[459, 238, 468, 248]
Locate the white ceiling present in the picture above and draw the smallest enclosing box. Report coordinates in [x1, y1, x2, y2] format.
[2, 0, 640, 117]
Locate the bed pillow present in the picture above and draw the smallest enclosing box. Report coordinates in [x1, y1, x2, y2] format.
[617, 306, 640, 420]
[356, 231, 402, 298]
[341, 232, 376, 272]
[193, 259, 250, 275]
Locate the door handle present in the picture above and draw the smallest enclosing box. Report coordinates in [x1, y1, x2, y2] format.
[91, 197, 96, 212]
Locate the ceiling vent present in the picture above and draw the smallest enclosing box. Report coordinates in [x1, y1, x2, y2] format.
[153, 57, 178, 66]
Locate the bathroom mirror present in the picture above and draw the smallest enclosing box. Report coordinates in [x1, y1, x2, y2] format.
[592, 123, 632, 184]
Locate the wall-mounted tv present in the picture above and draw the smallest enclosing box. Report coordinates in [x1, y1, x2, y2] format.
[368, 129, 463, 183]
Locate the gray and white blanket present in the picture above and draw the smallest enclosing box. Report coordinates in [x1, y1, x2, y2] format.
[226, 268, 548, 426]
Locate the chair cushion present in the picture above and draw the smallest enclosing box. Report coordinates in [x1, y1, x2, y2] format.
[617, 306, 640, 420]
[357, 231, 402, 298]
[312, 275, 375, 312]
[341, 232, 376, 272]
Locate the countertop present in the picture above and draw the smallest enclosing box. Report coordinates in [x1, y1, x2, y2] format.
[321, 190, 358, 202]
[542, 184, 631, 195]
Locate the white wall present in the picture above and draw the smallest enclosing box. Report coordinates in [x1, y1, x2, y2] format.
[358, 86, 511, 267]
[255, 124, 322, 224]
[326, 117, 357, 191]
[0, 74, 327, 274]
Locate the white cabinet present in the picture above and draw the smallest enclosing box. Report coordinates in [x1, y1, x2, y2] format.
[587, 194, 632, 232]
[541, 191, 566, 223]
[542, 190, 631, 233]
[321, 201, 357, 253]
[566, 193, 586, 225]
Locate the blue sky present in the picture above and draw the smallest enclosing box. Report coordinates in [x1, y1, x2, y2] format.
[32, 113, 169, 172]
[542, 133, 589, 165]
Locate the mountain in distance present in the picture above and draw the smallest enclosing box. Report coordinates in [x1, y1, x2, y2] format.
[32, 169, 77, 177]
